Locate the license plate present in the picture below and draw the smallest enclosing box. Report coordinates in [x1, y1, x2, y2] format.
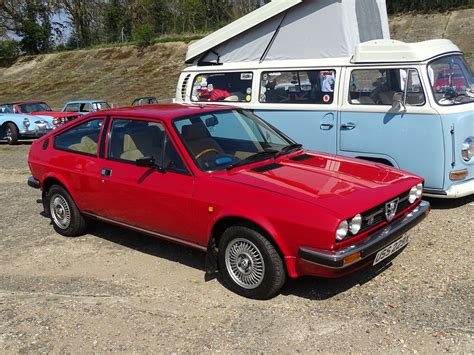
[373, 235, 409, 265]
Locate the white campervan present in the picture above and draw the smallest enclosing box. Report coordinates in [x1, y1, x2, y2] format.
[176, 0, 474, 198]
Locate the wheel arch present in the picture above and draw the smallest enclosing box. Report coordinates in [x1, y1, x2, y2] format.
[41, 174, 80, 211]
[355, 156, 395, 167]
[1, 121, 19, 135]
[205, 215, 289, 275]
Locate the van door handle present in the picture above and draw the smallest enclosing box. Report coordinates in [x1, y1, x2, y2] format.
[101, 168, 112, 177]
[341, 122, 356, 130]
[320, 122, 334, 130]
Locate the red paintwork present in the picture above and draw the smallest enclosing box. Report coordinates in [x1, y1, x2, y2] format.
[12, 102, 78, 121]
[28, 103, 424, 279]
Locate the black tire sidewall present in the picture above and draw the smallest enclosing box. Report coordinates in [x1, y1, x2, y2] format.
[218, 225, 285, 299]
[5, 123, 19, 145]
[46, 185, 87, 237]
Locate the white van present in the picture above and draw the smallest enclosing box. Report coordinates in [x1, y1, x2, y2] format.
[176, 39, 474, 198]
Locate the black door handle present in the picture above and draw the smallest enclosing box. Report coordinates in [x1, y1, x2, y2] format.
[341, 122, 356, 130]
[101, 168, 112, 177]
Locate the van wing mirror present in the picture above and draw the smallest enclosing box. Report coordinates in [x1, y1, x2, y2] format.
[392, 92, 405, 110]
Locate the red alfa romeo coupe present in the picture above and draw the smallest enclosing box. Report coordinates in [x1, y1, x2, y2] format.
[28, 104, 429, 299]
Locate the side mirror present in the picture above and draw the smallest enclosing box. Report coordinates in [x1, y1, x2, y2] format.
[136, 156, 155, 168]
[391, 92, 405, 111]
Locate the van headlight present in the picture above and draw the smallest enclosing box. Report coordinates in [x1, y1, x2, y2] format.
[409, 183, 423, 203]
[461, 137, 474, 161]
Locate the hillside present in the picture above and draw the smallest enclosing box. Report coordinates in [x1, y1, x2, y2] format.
[0, 9, 473, 110]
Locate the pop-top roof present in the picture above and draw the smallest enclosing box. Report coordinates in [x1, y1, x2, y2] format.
[352, 39, 461, 63]
[186, 0, 390, 65]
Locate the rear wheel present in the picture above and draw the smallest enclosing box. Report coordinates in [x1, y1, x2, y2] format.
[5, 123, 19, 145]
[218, 225, 286, 299]
[45, 185, 87, 237]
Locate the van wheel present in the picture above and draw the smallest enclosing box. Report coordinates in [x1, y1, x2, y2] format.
[218, 225, 286, 299]
[45, 185, 87, 237]
[5, 123, 19, 145]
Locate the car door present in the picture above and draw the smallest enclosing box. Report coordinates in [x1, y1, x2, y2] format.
[97, 116, 196, 241]
[51, 117, 107, 212]
[338, 66, 445, 190]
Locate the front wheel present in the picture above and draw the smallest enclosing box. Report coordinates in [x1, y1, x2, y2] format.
[45, 185, 87, 237]
[5, 123, 19, 145]
[218, 225, 286, 299]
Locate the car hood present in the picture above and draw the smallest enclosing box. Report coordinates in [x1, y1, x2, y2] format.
[29, 111, 78, 118]
[215, 152, 421, 217]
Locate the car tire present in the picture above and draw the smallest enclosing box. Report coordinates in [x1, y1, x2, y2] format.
[218, 225, 286, 299]
[45, 185, 87, 237]
[5, 123, 19, 145]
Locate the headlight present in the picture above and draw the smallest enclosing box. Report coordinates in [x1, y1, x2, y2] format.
[461, 137, 474, 161]
[349, 214, 362, 235]
[23, 118, 30, 128]
[336, 220, 348, 241]
[409, 183, 423, 203]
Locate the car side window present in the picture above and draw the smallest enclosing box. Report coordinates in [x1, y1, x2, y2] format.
[349, 68, 425, 106]
[54, 119, 103, 156]
[108, 118, 187, 174]
[65, 103, 80, 112]
[191, 72, 253, 103]
[260, 69, 336, 104]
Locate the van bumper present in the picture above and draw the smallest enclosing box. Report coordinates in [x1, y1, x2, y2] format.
[424, 178, 474, 199]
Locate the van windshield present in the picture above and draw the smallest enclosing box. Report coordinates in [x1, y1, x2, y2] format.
[428, 55, 474, 105]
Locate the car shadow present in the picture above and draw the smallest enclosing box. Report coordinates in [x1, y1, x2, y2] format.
[425, 195, 474, 210]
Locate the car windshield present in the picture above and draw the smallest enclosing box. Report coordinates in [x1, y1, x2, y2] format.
[19, 102, 52, 113]
[0, 104, 14, 113]
[92, 102, 111, 111]
[428, 55, 474, 105]
[173, 109, 294, 171]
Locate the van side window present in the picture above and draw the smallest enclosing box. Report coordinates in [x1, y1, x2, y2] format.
[260, 70, 336, 104]
[191, 72, 253, 103]
[349, 69, 425, 106]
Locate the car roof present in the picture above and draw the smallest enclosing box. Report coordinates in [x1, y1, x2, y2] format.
[94, 103, 235, 122]
[65, 100, 108, 104]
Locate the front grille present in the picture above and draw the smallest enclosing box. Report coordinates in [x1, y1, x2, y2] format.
[359, 189, 412, 234]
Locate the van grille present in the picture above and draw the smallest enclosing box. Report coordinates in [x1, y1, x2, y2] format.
[181, 74, 191, 101]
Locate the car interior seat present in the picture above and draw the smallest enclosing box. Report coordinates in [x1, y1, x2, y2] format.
[120, 125, 164, 162]
[181, 123, 224, 161]
[68, 136, 98, 154]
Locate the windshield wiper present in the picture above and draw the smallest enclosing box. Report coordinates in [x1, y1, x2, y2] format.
[227, 150, 277, 170]
[274, 143, 303, 159]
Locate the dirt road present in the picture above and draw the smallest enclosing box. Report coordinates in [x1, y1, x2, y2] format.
[0, 143, 472, 352]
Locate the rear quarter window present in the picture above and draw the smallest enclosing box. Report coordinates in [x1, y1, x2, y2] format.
[54, 119, 103, 156]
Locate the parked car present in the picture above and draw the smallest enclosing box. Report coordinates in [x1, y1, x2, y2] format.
[62, 100, 111, 115]
[131, 97, 158, 106]
[1, 101, 80, 126]
[27, 104, 429, 299]
[1, 111, 55, 144]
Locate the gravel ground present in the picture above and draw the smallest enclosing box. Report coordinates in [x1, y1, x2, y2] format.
[0, 142, 473, 353]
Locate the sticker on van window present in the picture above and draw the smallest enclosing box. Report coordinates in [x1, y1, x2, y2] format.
[241, 73, 253, 80]
[323, 95, 330, 103]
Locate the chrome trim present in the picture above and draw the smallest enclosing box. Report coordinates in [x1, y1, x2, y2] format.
[82, 212, 207, 251]
[299, 200, 430, 269]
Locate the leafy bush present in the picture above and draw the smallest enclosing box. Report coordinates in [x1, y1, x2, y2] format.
[132, 24, 155, 49]
[0, 40, 21, 58]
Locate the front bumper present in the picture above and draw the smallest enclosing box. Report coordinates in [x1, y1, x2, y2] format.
[28, 176, 40, 189]
[424, 178, 474, 199]
[298, 200, 430, 275]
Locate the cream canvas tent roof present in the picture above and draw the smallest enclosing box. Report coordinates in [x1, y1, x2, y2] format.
[186, 0, 390, 64]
